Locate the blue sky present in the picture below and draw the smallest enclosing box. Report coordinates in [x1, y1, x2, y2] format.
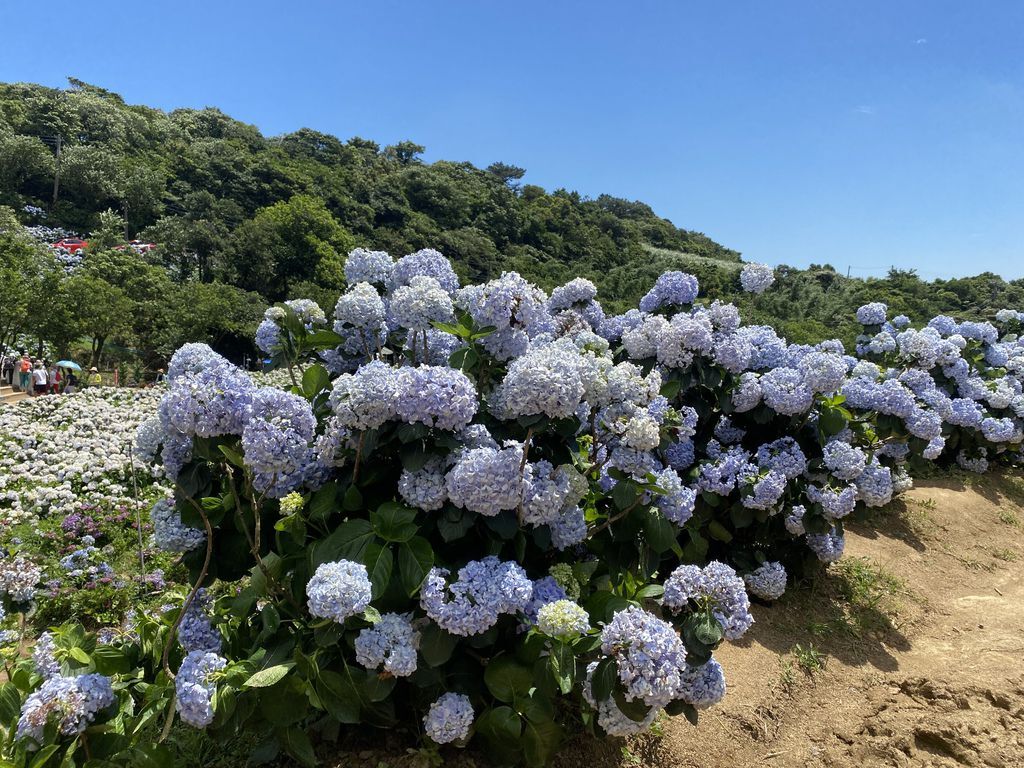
[2, 1, 1022, 280]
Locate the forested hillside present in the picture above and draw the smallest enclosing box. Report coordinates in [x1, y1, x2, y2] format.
[1, 79, 1022, 366]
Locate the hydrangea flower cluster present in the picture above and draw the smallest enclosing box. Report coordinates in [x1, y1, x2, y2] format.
[16, 673, 115, 743]
[306, 560, 373, 623]
[423, 692, 474, 744]
[420, 557, 532, 636]
[354, 613, 421, 677]
[175, 650, 227, 728]
[536, 600, 590, 638]
[739, 263, 775, 294]
[663, 562, 753, 640]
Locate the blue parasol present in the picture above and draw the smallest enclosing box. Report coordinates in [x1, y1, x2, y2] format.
[56, 360, 82, 371]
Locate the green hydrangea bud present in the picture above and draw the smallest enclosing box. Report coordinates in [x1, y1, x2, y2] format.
[279, 491, 305, 517]
[537, 599, 590, 639]
[548, 563, 581, 600]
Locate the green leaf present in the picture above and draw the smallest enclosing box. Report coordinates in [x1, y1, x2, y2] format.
[218, 444, 245, 468]
[613, 685, 651, 722]
[666, 699, 699, 725]
[437, 508, 474, 542]
[362, 542, 393, 600]
[548, 643, 576, 695]
[244, 663, 295, 688]
[370, 502, 418, 543]
[707, 520, 733, 542]
[397, 536, 434, 595]
[419, 623, 458, 667]
[68, 646, 91, 665]
[312, 519, 374, 566]
[642, 508, 678, 553]
[475, 706, 523, 755]
[301, 364, 330, 399]
[611, 480, 639, 511]
[591, 657, 617, 702]
[485, 656, 534, 703]
[523, 716, 563, 767]
[634, 584, 665, 600]
[279, 726, 317, 768]
[305, 329, 345, 348]
[28, 746, 61, 768]
[308, 482, 337, 523]
[342, 483, 363, 512]
[315, 671, 360, 724]
[0, 683, 21, 725]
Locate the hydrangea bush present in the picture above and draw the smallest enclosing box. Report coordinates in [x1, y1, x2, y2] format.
[2, 250, 1021, 767]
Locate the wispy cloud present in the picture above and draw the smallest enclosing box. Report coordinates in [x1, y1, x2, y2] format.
[854, 105, 876, 115]
[914, 38, 928, 44]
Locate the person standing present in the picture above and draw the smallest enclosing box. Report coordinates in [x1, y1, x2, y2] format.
[32, 361, 48, 396]
[87, 367, 103, 387]
[18, 353, 31, 393]
[48, 363, 61, 394]
[153, 367, 167, 385]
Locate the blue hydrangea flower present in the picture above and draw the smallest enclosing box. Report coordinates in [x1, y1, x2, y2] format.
[855, 461, 894, 507]
[583, 661, 662, 736]
[32, 632, 59, 679]
[806, 484, 857, 520]
[521, 461, 574, 526]
[330, 360, 398, 430]
[822, 440, 867, 481]
[523, 576, 568, 626]
[395, 366, 478, 431]
[677, 658, 727, 709]
[600, 606, 689, 707]
[549, 506, 588, 550]
[760, 367, 813, 415]
[242, 388, 319, 498]
[16, 673, 115, 742]
[638, 271, 699, 312]
[806, 528, 845, 563]
[490, 341, 589, 420]
[653, 468, 696, 526]
[150, 499, 205, 553]
[398, 457, 448, 511]
[167, 343, 225, 381]
[856, 302, 888, 326]
[390, 275, 454, 331]
[663, 561, 753, 640]
[178, 589, 222, 654]
[740, 468, 788, 511]
[420, 557, 532, 636]
[355, 613, 420, 677]
[743, 562, 787, 600]
[390, 249, 459, 295]
[345, 248, 394, 286]
[784, 504, 807, 535]
[732, 372, 763, 412]
[756, 437, 807, 480]
[423, 692, 474, 744]
[306, 560, 373, 623]
[739, 263, 775, 294]
[161, 356, 256, 439]
[175, 651, 226, 728]
[446, 444, 523, 517]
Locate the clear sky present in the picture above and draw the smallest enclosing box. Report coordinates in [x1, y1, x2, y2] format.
[2, 1, 1022, 280]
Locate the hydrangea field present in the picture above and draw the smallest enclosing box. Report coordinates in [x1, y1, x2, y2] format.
[1, 248, 1022, 767]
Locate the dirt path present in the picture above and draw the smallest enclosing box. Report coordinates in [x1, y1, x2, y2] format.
[566, 473, 1024, 768]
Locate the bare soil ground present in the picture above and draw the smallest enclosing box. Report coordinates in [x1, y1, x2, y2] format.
[557, 472, 1024, 768]
[327, 473, 1024, 768]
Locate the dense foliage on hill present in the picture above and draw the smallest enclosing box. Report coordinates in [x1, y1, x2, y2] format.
[1, 79, 1022, 365]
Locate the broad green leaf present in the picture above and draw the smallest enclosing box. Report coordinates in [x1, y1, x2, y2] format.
[244, 663, 294, 688]
[362, 542, 393, 599]
[484, 656, 534, 703]
[370, 502, 418, 543]
[397, 536, 434, 595]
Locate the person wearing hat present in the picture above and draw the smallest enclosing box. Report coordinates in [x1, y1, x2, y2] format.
[153, 367, 167, 385]
[87, 367, 103, 387]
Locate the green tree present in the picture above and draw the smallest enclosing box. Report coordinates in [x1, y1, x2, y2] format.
[228, 195, 354, 299]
